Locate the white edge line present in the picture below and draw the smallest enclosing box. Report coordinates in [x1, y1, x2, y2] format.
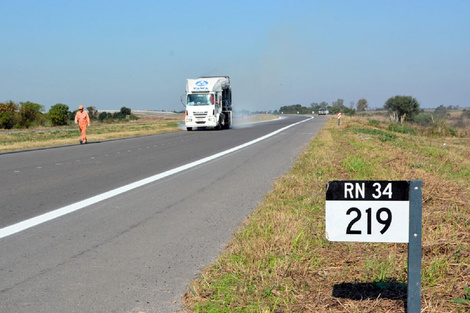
[0, 117, 312, 239]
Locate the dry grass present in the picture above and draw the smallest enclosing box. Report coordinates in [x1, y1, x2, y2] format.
[183, 116, 470, 312]
[0, 114, 183, 152]
[0, 113, 278, 152]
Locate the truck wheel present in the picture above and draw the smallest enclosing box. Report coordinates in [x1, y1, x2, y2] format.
[217, 114, 225, 130]
[186, 127, 192, 131]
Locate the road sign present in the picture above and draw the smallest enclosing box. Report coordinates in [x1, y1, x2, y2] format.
[325, 180, 422, 313]
[325, 181, 410, 242]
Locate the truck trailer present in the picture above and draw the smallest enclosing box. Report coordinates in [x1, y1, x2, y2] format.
[184, 76, 232, 131]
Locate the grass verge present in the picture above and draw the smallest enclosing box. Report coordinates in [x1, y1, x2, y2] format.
[0, 113, 278, 152]
[0, 114, 183, 152]
[183, 116, 470, 312]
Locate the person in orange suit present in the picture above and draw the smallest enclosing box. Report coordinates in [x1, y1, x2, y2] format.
[74, 105, 90, 144]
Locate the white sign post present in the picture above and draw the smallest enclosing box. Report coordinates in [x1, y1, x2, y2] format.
[325, 180, 422, 312]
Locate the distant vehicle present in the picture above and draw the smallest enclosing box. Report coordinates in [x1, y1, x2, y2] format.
[318, 108, 327, 115]
[184, 76, 232, 131]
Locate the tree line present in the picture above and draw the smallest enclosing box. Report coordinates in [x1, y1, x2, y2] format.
[279, 95, 469, 126]
[278, 98, 365, 116]
[0, 101, 134, 129]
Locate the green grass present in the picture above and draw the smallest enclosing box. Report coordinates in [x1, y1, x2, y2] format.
[454, 286, 470, 308]
[3, 113, 468, 311]
[184, 116, 470, 312]
[0, 115, 183, 152]
[363, 254, 400, 282]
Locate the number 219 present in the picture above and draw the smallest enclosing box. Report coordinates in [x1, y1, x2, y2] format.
[346, 207, 392, 235]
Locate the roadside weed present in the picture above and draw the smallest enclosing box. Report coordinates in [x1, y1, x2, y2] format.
[454, 286, 470, 308]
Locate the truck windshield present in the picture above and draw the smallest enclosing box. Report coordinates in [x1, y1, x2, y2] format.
[187, 94, 213, 106]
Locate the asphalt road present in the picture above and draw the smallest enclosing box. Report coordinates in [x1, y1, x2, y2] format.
[0, 115, 327, 313]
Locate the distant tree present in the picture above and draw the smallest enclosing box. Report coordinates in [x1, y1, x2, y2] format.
[357, 98, 368, 112]
[87, 106, 98, 119]
[49, 103, 69, 126]
[435, 105, 447, 112]
[68, 110, 77, 121]
[19, 101, 44, 128]
[309, 102, 329, 113]
[332, 99, 344, 108]
[330, 99, 348, 115]
[98, 112, 108, 122]
[434, 105, 448, 120]
[279, 104, 308, 114]
[120, 106, 131, 117]
[384, 96, 420, 123]
[0, 101, 19, 129]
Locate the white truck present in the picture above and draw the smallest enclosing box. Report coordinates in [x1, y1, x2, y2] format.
[184, 76, 232, 131]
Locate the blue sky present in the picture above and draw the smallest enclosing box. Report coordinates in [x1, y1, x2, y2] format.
[1, 0, 469, 112]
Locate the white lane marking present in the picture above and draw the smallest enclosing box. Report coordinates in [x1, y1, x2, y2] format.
[0, 117, 312, 239]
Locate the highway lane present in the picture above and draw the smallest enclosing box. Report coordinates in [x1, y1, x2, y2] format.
[0, 115, 327, 312]
[1, 116, 309, 228]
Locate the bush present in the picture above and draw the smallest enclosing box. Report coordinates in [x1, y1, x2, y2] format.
[120, 106, 131, 117]
[49, 103, 69, 126]
[428, 121, 457, 137]
[0, 101, 19, 129]
[87, 106, 98, 119]
[434, 105, 449, 120]
[98, 112, 108, 122]
[388, 123, 417, 135]
[462, 109, 470, 118]
[367, 119, 381, 128]
[19, 101, 44, 128]
[414, 113, 434, 127]
[384, 95, 420, 123]
[98, 111, 124, 122]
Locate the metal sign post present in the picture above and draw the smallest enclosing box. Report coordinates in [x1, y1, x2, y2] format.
[325, 180, 422, 312]
[407, 180, 422, 312]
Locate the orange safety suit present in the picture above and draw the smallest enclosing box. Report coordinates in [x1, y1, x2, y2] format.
[75, 110, 90, 143]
